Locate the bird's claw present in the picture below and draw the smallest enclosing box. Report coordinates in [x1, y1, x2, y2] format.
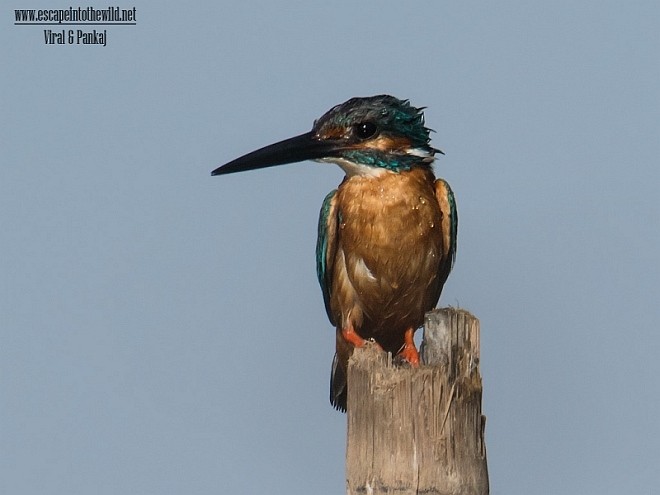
[396, 327, 420, 367]
[364, 337, 384, 352]
[397, 343, 420, 367]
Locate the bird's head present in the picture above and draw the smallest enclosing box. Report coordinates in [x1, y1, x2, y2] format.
[211, 95, 440, 177]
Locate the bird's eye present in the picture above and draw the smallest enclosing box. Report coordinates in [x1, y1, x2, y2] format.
[354, 122, 378, 140]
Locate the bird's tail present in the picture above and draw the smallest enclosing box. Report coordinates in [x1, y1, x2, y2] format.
[330, 352, 347, 412]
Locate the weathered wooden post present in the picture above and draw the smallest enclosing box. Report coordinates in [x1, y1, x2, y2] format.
[346, 308, 488, 495]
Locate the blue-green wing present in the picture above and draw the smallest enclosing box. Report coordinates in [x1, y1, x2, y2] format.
[315, 190, 338, 326]
[434, 179, 458, 286]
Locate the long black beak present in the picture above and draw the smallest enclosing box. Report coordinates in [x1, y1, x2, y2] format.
[211, 131, 341, 176]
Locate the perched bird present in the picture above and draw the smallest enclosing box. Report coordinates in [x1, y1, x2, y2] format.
[212, 95, 457, 411]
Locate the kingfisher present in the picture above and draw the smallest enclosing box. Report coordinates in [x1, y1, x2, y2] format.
[212, 95, 457, 412]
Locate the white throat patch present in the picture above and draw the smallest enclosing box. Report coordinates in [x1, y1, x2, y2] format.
[316, 157, 390, 177]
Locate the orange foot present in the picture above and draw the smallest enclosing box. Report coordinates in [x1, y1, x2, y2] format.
[341, 325, 382, 351]
[398, 327, 420, 366]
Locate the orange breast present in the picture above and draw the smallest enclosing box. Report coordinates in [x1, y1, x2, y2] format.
[329, 167, 444, 351]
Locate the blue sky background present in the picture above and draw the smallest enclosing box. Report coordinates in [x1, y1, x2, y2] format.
[2, 2, 659, 494]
